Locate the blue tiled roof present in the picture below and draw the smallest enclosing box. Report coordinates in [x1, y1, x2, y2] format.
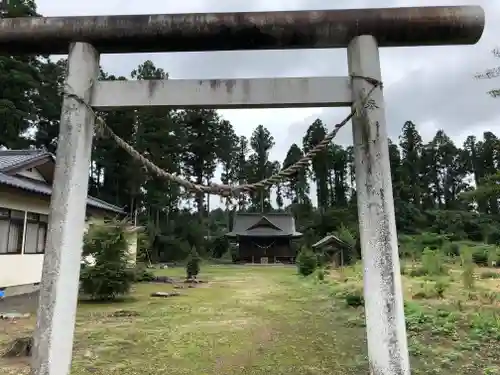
[0, 150, 124, 214]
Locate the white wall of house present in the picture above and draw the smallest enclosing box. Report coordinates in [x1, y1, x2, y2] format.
[0, 188, 138, 296]
[0, 190, 48, 290]
[0, 189, 51, 214]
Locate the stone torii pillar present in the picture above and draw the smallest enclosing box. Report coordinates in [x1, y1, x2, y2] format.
[0, 6, 484, 375]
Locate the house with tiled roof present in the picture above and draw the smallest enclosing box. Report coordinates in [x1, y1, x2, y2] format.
[226, 212, 302, 264]
[0, 149, 138, 296]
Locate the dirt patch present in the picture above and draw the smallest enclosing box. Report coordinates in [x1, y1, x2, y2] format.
[480, 278, 500, 291]
[191, 319, 252, 329]
[108, 310, 140, 318]
[0, 356, 30, 373]
[214, 324, 275, 372]
[0, 292, 39, 315]
[0, 316, 35, 340]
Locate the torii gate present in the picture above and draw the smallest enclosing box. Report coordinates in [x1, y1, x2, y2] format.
[0, 5, 484, 375]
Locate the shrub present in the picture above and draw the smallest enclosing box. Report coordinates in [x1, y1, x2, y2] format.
[442, 242, 460, 257]
[211, 236, 230, 259]
[409, 267, 428, 277]
[421, 248, 447, 276]
[412, 289, 434, 300]
[486, 229, 500, 245]
[186, 247, 201, 280]
[315, 268, 326, 282]
[487, 247, 500, 267]
[411, 280, 447, 300]
[133, 265, 155, 282]
[80, 220, 135, 301]
[472, 246, 489, 266]
[345, 291, 364, 307]
[153, 235, 191, 262]
[480, 270, 500, 279]
[296, 248, 318, 276]
[400, 261, 407, 275]
[460, 246, 475, 290]
[434, 279, 448, 298]
[418, 232, 449, 251]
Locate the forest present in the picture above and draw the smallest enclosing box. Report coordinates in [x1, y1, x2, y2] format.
[2, 0, 500, 263]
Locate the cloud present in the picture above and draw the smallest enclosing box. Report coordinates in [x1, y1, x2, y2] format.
[280, 0, 500, 151]
[35, 0, 500, 210]
[37, 0, 499, 150]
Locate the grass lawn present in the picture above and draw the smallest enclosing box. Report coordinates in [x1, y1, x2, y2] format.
[1, 264, 500, 374]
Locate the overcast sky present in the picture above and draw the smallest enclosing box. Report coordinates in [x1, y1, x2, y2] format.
[36, 0, 500, 208]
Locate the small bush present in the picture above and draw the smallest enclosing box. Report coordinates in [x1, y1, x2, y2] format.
[315, 268, 327, 282]
[460, 246, 475, 290]
[409, 267, 428, 277]
[486, 229, 500, 245]
[133, 266, 155, 282]
[418, 232, 449, 250]
[400, 261, 407, 275]
[434, 279, 448, 298]
[412, 282, 438, 300]
[345, 291, 364, 307]
[442, 242, 460, 257]
[153, 235, 191, 262]
[411, 279, 448, 300]
[186, 247, 201, 280]
[211, 236, 230, 258]
[472, 246, 490, 266]
[296, 248, 318, 276]
[412, 290, 434, 300]
[487, 247, 500, 267]
[480, 270, 500, 279]
[480, 291, 499, 305]
[80, 220, 135, 301]
[421, 248, 447, 276]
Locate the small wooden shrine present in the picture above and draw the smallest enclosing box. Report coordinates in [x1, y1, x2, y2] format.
[312, 234, 353, 267]
[225, 213, 302, 264]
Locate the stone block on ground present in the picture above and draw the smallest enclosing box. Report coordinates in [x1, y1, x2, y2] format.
[150, 292, 181, 298]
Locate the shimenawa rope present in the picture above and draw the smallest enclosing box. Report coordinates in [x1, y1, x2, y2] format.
[61, 75, 382, 197]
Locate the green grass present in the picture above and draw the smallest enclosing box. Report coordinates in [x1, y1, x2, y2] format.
[1, 264, 500, 374]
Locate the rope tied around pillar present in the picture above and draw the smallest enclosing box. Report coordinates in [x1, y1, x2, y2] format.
[60, 74, 382, 198]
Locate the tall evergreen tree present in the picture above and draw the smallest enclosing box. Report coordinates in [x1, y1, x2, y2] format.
[303, 119, 330, 211]
[247, 125, 275, 212]
[282, 143, 310, 205]
[0, 0, 41, 149]
[399, 121, 423, 207]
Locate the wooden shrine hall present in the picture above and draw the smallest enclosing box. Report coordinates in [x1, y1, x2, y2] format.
[226, 213, 302, 264]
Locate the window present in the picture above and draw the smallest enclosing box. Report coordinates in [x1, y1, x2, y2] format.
[24, 213, 48, 254]
[0, 209, 25, 255]
[0, 209, 48, 255]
